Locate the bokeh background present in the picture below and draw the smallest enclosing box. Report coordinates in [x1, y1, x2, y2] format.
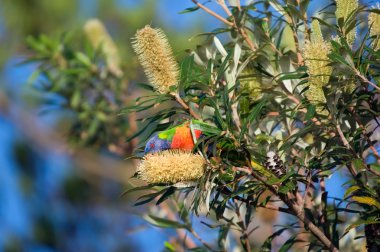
[0, 1, 225, 251]
[0, 0, 364, 251]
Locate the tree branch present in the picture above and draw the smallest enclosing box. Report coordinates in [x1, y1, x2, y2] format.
[189, 0, 256, 51]
[190, 0, 233, 26]
[172, 93, 202, 120]
[240, 164, 338, 251]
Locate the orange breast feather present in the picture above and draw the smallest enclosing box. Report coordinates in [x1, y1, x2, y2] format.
[171, 126, 202, 150]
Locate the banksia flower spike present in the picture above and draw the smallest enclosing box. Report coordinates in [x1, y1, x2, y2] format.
[303, 20, 332, 115]
[311, 19, 323, 44]
[369, 4, 380, 50]
[84, 19, 123, 77]
[137, 150, 205, 184]
[132, 25, 179, 93]
[240, 68, 263, 101]
[335, 0, 358, 46]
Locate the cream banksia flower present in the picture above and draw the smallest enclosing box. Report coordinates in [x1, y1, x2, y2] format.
[335, 0, 358, 46]
[84, 19, 123, 77]
[137, 150, 205, 184]
[132, 25, 179, 93]
[369, 4, 380, 50]
[303, 20, 332, 115]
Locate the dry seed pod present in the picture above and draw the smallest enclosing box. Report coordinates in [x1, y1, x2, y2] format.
[264, 151, 286, 177]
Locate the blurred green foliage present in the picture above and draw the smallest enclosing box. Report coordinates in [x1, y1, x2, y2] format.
[0, 0, 203, 68]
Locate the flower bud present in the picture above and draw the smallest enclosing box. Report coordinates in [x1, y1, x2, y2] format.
[84, 19, 123, 77]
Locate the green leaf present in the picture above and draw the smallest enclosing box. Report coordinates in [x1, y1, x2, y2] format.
[304, 105, 316, 121]
[278, 180, 297, 194]
[240, 98, 266, 140]
[120, 184, 156, 197]
[279, 235, 299, 252]
[352, 159, 366, 172]
[136, 82, 155, 91]
[144, 215, 188, 229]
[351, 196, 380, 209]
[188, 248, 208, 252]
[344, 185, 361, 199]
[218, 224, 230, 250]
[134, 187, 171, 206]
[156, 186, 176, 205]
[267, 171, 294, 185]
[164, 241, 176, 251]
[260, 228, 288, 252]
[179, 6, 200, 14]
[179, 55, 194, 91]
[342, 219, 380, 238]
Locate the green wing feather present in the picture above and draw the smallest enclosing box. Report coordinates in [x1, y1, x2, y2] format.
[157, 127, 177, 140]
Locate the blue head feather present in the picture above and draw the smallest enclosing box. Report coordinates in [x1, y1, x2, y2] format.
[144, 134, 171, 154]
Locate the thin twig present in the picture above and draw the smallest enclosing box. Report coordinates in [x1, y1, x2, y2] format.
[189, 227, 216, 251]
[216, 0, 232, 16]
[354, 69, 380, 92]
[173, 93, 202, 120]
[236, 0, 241, 11]
[233, 198, 251, 252]
[336, 122, 358, 177]
[190, 0, 233, 26]
[288, 15, 304, 66]
[189, 0, 256, 51]
[161, 202, 198, 249]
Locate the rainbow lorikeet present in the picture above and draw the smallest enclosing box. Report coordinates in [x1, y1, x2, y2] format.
[144, 120, 220, 154]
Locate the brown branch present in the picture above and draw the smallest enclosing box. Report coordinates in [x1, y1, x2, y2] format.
[189, 0, 256, 51]
[216, 0, 232, 16]
[354, 69, 380, 92]
[285, 93, 322, 126]
[236, 0, 241, 11]
[188, 227, 215, 251]
[347, 108, 380, 177]
[233, 198, 251, 252]
[161, 202, 198, 250]
[240, 165, 338, 251]
[288, 15, 304, 66]
[190, 0, 233, 26]
[286, 202, 339, 252]
[173, 93, 202, 120]
[336, 122, 358, 177]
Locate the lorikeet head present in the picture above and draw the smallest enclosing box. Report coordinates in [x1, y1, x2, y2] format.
[144, 133, 171, 153]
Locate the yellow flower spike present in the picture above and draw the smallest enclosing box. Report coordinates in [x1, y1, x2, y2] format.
[303, 40, 332, 115]
[83, 19, 123, 77]
[335, 0, 358, 46]
[369, 5, 380, 50]
[240, 68, 263, 101]
[132, 25, 179, 94]
[137, 150, 205, 184]
[311, 19, 324, 44]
